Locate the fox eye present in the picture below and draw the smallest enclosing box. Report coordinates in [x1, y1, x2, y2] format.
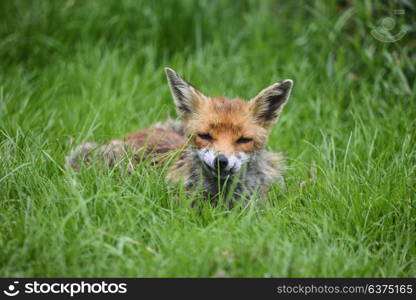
[236, 137, 253, 144]
[198, 133, 213, 141]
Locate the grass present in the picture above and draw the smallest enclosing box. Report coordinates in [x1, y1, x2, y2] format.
[0, 0, 415, 277]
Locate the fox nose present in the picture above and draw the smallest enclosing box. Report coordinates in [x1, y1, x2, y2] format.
[214, 154, 228, 170]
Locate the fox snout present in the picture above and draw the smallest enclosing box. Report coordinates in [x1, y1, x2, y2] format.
[214, 154, 228, 170]
[197, 149, 249, 177]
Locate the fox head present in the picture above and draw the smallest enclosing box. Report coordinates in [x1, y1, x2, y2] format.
[165, 67, 293, 178]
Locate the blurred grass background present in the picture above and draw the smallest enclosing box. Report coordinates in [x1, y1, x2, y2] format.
[0, 0, 415, 276]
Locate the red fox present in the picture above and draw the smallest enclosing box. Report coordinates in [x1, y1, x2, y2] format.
[66, 68, 293, 204]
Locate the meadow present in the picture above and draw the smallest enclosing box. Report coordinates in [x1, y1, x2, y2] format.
[0, 0, 415, 277]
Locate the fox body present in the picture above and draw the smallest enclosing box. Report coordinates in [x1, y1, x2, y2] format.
[66, 68, 294, 203]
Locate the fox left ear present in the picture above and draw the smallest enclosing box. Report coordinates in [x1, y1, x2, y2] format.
[249, 79, 293, 127]
[165, 67, 206, 120]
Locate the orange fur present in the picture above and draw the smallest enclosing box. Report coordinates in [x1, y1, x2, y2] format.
[66, 68, 293, 203]
[186, 97, 268, 155]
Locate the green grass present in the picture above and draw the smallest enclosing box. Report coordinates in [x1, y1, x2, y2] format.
[0, 0, 415, 277]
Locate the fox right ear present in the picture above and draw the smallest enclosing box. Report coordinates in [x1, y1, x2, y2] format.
[249, 79, 293, 128]
[165, 68, 205, 120]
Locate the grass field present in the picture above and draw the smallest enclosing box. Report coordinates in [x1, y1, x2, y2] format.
[0, 0, 415, 277]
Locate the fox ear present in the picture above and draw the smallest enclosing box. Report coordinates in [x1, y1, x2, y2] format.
[249, 79, 293, 127]
[165, 67, 205, 119]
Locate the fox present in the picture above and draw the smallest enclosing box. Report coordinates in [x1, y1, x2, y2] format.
[66, 68, 294, 205]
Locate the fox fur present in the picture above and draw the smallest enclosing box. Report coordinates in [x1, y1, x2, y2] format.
[66, 68, 294, 204]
